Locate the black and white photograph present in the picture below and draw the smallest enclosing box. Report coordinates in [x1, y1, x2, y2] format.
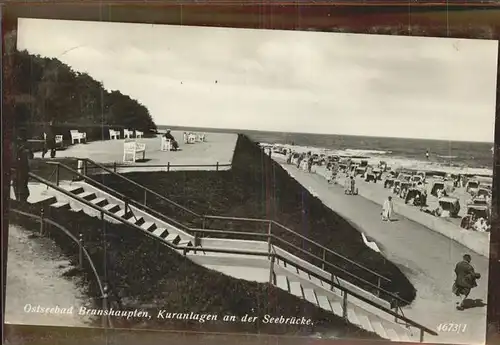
[5, 18, 497, 345]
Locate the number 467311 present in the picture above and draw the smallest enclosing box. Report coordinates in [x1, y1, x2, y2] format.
[437, 323, 467, 333]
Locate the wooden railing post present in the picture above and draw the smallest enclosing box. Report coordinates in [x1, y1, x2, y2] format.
[78, 233, 84, 268]
[322, 249, 326, 271]
[267, 221, 272, 259]
[167, 162, 170, 172]
[330, 272, 334, 291]
[113, 162, 117, 173]
[216, 162, 219, 171]
[419, 329, 424, 343]
[143, 189, 147, 206]
[269, 255, 275, 285]
[377, 277, 381, 297]
[102, 283, 109, 328]
[342, 291, 348, 319]
[55, 164, 60, 186]
[39, 208, 45, 236]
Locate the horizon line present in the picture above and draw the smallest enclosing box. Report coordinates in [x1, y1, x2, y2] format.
[157, 124, 494, 144]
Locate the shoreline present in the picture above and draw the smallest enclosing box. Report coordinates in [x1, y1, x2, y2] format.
[272, 153, 490, 258]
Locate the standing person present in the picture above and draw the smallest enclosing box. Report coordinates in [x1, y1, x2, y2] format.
[425, 150, 430, 160]
[350, 176, 356, 195]
[42, 119, 56, 159]
[12, 129, 33, 203]
[382, 196, 394, 221]
[453, 254, 480, 310]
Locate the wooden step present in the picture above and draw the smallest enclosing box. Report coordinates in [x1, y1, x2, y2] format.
[141, 222, 157, 231]
[164, 233, 180, 244]
[178, 239, 192, 247]
[385, 328, 400, 342]
[114, 209, 132, 218]
[309, 275, 325, 287]
[275, 275, 289, 291]
[63, 185, 84, 194]
[102, 203, 120, 213]
[315, 294, 332, 312]
[76, 191, 96, 201]
[357, 314, 374, 333]
[303, 288, 318, 305]
[398, 331, 411, 342]
[329, 299, 343, 316]
[289, 281, 303, 298]
[152, 228, 169, 238]
[90, 197, 108, 207]
[49, 202, 70, 210]
[296, 269, 310, 280]
[371, 320, 388, 339]
[126, 216, 144, 226]
[347, 307, 361, 326]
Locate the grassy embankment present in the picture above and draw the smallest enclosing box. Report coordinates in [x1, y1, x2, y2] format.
[88, 135, 416, 305]
[8, 200, 378, 339]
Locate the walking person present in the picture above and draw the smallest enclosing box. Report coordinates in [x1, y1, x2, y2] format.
[42, 119, 57, 159]
[11, 129, 33, 203]
[453, 254, 481, 310]
[382, 196, 394, 221]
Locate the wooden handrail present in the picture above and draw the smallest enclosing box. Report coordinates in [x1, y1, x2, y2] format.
[25, 172, 436, 341]
[78, 160, 392, 291]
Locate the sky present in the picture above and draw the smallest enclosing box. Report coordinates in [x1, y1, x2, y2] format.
[17, 18, 498, 142]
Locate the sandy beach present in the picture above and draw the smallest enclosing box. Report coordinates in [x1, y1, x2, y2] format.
[4, 224, 92, 327]
[271, 154, 489, 345]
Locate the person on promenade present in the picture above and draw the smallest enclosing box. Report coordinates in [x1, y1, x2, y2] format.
[426, 150, 430, 160]
[163, 130, 179, 151]
[42, 119, 57, 159]
[350, 175, 356, 195]
[382, 196, 394, 221]
[12, 128, 34, 203]
[453, 254, 480, 310]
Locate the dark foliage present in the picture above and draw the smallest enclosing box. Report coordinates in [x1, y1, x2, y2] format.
[90, 135, 416, 305]
[12, 51, 157, 142]
[9, 201, 379, 339]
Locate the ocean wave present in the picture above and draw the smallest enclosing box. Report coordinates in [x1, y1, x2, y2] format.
[344, 149, 392, 155]
[437, 155, 458, 159]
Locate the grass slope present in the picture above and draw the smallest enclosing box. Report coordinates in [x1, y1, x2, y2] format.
[8, 200, 378, 340]
[88, 135, 416, 305]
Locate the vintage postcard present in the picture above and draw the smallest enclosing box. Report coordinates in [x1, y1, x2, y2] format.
[5, 18, 498, 345]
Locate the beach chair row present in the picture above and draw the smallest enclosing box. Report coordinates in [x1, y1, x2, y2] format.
[109, 129, 144, 140]
[183, 132, 205, 144]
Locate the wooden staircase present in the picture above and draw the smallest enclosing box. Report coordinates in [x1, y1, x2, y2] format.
[11, 181, 427, 342]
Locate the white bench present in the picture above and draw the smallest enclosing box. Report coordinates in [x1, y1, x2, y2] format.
[109, 129, 120, 140]
[135, 130, 143, 138]
[197, 133, 206, 142]
[70, 130, 86, 144]
[123, 141, 146, 162]
[161, 137, 173, 151]
[124, 129, 134, 139]
[188, 133, 196, 144]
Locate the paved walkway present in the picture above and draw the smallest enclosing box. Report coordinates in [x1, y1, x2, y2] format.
[34, 131, 238, 173]
[273, 159, 488, 345]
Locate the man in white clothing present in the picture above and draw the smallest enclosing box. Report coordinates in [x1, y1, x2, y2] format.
[382, 196, 394, 221]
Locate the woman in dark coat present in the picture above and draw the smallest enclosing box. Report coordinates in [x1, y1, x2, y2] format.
[42, 119, 56, 158]
[453, 254, 480, 310]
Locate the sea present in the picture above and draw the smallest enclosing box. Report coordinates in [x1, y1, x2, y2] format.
[158, 126, 494, 172]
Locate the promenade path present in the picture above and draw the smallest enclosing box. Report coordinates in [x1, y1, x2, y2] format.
[34, 131, 238, 173]
[273, 158, 489, 345]
[5, 224, 92, 327]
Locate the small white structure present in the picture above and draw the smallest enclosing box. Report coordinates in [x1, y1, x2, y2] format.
[188, 133, 196, 144]
[135, 130, 144, 138]
[70, 130, 86, 144]
[44, 133, 64, 147]
[123, 140, 146, 163]
[55, 135, 63, 147]
[197, 133, 206, 142]
[109, 129, 120, 140]
[183, 132, 188, 144]
[161, 137, 173, 151]
[124, 129, 134, 139]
